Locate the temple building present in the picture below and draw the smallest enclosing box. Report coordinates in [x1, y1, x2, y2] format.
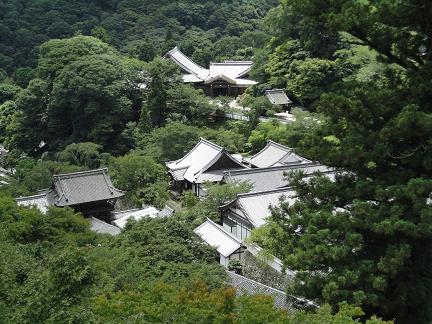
[16, 168, 125, 221]
[194, 218, 246, 267]
[166, 138, 246, 197]
[245, 140, 311, 168]
[220, 188, 297, 241]
[223, 163, 331, 193]
[265, 89, 292, 111]
[166, 47, 258, 97]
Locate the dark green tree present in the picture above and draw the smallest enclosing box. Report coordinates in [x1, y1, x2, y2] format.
[57, 142, 104, 169]
[142, 57, 182, 127]
[252, 1, 432, 323]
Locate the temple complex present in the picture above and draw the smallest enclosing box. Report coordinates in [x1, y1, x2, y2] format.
[166, 47, 257, 97]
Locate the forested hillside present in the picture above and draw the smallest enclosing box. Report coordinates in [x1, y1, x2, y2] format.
[0, 0, 431, 323]
[0, 0, 276, 74]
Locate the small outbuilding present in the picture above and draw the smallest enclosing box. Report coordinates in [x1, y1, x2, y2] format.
[194, 218, 245, 267]
[220, 188, 297, 241]
[265, 89, 292, 111]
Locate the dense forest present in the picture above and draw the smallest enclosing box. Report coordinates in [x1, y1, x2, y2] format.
[0, 0, 431, 323]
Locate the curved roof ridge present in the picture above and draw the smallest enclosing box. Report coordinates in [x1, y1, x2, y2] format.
[199, 137, 224, 150]
[274, 151, 311, 166]
[237, 187, 295, 198]
[211, 61, 254, 65]
[194, 147, 245, 179]
[267, 140, 293, 151]
[265, 88, 286, 93]
[204, 74, 237, 84]
[16, 192, 47, 201]
[52, 167, 109, 179]
[225, 163, 319, 177]
[219, 187, 295, 211]
[165, 46, 208, 77]
[167, 138, 222, 167]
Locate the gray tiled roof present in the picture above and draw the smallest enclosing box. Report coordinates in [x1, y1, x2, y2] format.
[90, 217, 121, 235]
[195, 219, 242, 258]
[166, 138, 245, 183]
[48, 168, 125, 207]
[234, 188, 297, 227]
[265, 89, 292, 105]
[224, 163, 331, 192]
[16, 192, 50, 213]
[165, 46, 209, 79]
[227, 272, 315, 312]
[166, 47, 257, 86]
[249, 141, 311, 168]
[158, 205, 174, 218]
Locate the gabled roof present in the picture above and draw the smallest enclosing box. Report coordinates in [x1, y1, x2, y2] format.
[204, 74, 237, 85]
[166, 47, 209, 79]
[166, 47, 257, 86]
[182, 74, 204, 83]
[224, 163, 331, 192]
[249, 140, 311, 168]
[222, 188, 297, 228]
[113, 206, 159, 228]
[16, 192, 50, 213]
[48, 168, 125, 207]
[166, 138, 245, 183]
[209, 61, 254, 79]
[265, 89, 292, 105]
[194, 218, 242, 258]
[158, 205, 174, 218]
[90, 217, 121, 235]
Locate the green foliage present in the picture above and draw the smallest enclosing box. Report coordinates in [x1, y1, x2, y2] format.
[286, 58, 338, 107]
[142, 57, 182, 127]
[228, 259, 243, 274]
[0, 0, 276, 74]
[48, 53, 140, 151]
[4, 78, 49, 153]
[265, 40, 309, 89]
[242, 94, 275, 131]
[91, 26, 111, 44]
[248, 121, 289, 152]
[108, 151, 168, 207]
[57, 142, 104, 169]
[138, 181, 171, 209]
[253, 1, 432, 323]
[0, 83, 22, 104]
[181, 181, 252, 226]
[138, 121, 201, 162]
[128, 36, 157, 62]
[37, 36, 114, 82]
[0, 100, 17, 142]
[181, 190, 199, 208]
[6, 36, 146, 154]
[2, 158, 85, 196]
[141, 57, 213, 127]
[13, 67, 35, 88]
